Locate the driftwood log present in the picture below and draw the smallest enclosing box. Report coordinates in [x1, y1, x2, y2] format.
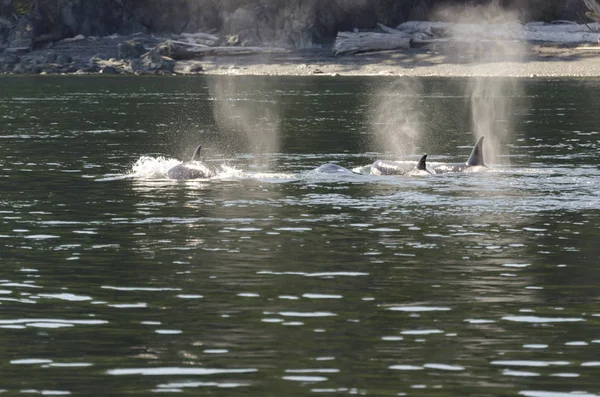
[333, 20, 600, 56]
[157, 40, 288, 59]
[333, 31, 411, 55]
[180, 32, 220, 41]
[395, 21, 600, 42]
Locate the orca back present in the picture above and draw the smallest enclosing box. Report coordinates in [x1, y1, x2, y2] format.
[314, 163, 353, 174]
[167, 144, 214, 179]
[167, 162, 214, 179]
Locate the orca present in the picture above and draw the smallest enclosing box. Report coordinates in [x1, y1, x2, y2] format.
[371, 137, 486, 176]
[408, 154, 434, 176]
[371, 154, 432, 176]
[312, 163, 355, 174]
[167, 145, 216, 180]
[430, 136, 486, 174]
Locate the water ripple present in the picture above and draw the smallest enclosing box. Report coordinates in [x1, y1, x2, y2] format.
[502, 316, 585, 323]
[107, 367, 258, 376]
[491, 360, 571, 367]
[388, 306, 452, 312]
[519, 392, 599, 397]
[279, 312, 337, 318]
[156, 381, 250, 389]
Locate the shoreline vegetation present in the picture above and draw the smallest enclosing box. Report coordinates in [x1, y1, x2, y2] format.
[2, 0, 600, 77]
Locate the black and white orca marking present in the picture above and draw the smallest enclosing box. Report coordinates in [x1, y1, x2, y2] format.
[371, 154, 433, 176]
[430, 136, 486, 174]
[167, 145, 216, 180]
[371, 137, 486, 176]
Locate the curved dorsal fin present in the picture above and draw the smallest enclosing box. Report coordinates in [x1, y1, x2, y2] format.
[191, 145, 202, 161]
[417, 154, 428, 170]
[466, 136, 485, 166]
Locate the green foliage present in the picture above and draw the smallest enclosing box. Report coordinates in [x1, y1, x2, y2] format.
[14, 0, 34, 16]
[586, 11, 600, 22]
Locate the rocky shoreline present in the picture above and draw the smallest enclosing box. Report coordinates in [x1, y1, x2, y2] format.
[2, 32, 600, 77]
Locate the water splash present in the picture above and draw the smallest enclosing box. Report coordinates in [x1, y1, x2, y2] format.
[208, 77, 281, 166]
[128, 156, 181, 179]
[368, 79, 423, 156]
[119, 156, 295, 182]
[434, 1, 526, 164]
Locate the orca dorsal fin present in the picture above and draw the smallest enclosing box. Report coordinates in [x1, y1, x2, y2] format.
[466, 136, 485, 167]
[417, 154, 428, 171]
[191, 145, 202, 161]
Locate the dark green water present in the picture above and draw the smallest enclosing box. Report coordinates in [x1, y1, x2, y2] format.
[0, 76, 599, 396]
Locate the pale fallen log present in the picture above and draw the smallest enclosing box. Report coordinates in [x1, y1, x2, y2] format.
[395, 21, 600, 43]
[169, 40, 208, 48]
[157, 40, 288, 59]
[333, 31, 411, 55]
[376, 23, 437, 44]
[180, 32, 220, 41]
[377, 23, 404, 35]
[179, 32, 220, 46]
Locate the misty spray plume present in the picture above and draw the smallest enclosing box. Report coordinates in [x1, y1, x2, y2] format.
[208, 77, 281, 167]
[435, 0, 525, 165]
[369, 79, 424, 157]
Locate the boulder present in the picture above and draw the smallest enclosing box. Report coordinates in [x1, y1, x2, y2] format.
[9, 16, 36, 49]
[117, 41, 146, 59]
[82, 63, 99, 73]
[179, 62, 203, 74]
[100, 66, 118, 74]
[62, 63, 79, 73]
[11, 62, 26, 74]
[223, 5, 278, 47]
[40, 63, 60, 74]
[0, 14, 13, 47]
[43, 51, 58, 63]
[0, 52, 20, 66]
[221, 2, 320, 48]
[132, 47, 175, 73]
[27, 64, 42, 74]
[56, 54, 73, 65]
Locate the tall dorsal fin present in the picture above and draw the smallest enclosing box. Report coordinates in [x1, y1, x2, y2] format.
[466, 136, 485, 167]
[417, 154, 428, 171]
[191, 145, 202, 161]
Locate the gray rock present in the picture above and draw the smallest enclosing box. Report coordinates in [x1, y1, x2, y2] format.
[222, 3, 316, 48]
[179, 62, 203, 74]
[100, 66, 118, 74]
[11, 63, 26, 74]
[27, 64, 41, 74]
[63, 64, 79, 73]
[56, 54, 73, 65]
[81, 64, 99, 73]
[118, 41, 146, 59]
[0, 53, 20, 66]
[10, 17, 36, 49]
[43, 51, 58, 63]
[40, 64, 60, 74]
[137, 48, 175, 73]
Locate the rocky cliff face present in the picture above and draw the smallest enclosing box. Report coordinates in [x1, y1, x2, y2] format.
[0, 0, 589, 50]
